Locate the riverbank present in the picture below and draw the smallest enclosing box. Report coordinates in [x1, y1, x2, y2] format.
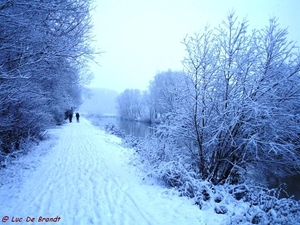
[86, 115, 300, 224]
[90, 114, 300, 200]
[84, 113, 156, 138]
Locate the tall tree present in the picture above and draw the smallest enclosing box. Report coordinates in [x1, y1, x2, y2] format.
[0, 0, 94, 154]
[148, 70, 187, 121]
[116, 89, 143, 120]
[151, 12, 300, 185]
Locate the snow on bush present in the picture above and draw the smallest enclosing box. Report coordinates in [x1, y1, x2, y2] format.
[104, 123, 126, 138]
[122, 134, 300, 224]
[227, 184, 300, 224]
[84, 113, 104, 127]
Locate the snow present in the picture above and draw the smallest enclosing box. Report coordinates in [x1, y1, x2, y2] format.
[0, 117, 225, 225]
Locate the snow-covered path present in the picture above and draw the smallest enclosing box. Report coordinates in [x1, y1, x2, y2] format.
[0, 118, 218, 225]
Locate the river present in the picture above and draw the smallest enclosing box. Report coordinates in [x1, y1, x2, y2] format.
[95, 116, 155, 138]
[97, 116, 300, 200]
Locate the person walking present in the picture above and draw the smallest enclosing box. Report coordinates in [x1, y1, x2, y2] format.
[75, 112, 80, 122]
[68, 112, 73, 123]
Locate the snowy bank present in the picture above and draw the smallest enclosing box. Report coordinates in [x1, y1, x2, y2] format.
[0, 117, 227, 225]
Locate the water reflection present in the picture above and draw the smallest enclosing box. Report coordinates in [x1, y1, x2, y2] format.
[97, 117, 155, 138]
[268, 174, 300, 200]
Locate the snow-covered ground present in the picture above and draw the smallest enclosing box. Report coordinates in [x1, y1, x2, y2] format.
[0, 117, 225, 225]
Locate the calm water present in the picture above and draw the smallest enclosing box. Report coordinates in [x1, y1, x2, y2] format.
[96, 117, 155, 138]
[98, 117, 300, 200]
[267, 174, 300, 200]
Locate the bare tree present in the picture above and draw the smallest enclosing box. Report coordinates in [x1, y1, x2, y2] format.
[116, 89, 143, 121]
[149, 12, 300, 186]
[148, 70, 187, 121]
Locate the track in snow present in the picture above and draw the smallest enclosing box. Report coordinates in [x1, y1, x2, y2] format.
[0, 118, 205, 225]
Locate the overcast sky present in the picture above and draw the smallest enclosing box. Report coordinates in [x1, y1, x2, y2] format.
[88, 0, 300, 93]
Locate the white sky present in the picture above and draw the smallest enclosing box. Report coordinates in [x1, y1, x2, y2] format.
[88, 0, 300, 93]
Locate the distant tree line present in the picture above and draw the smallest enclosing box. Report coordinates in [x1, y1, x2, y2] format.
[116, 13, 300, 186]
[0, 0, 94, 154]
[116, 70, 186, 122]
